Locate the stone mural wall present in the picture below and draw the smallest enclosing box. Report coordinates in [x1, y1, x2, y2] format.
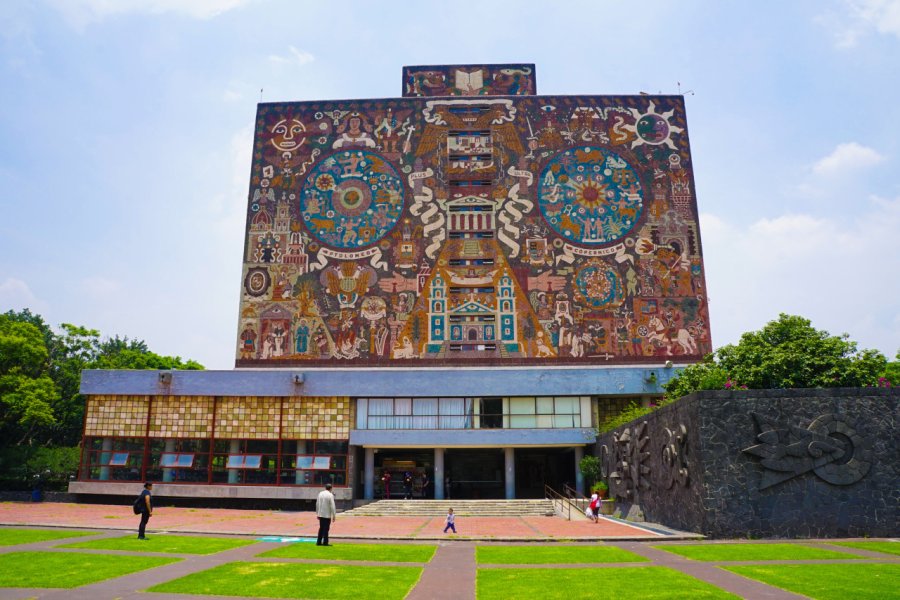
[596, 388, 899, 538]
[236, 64, 711, 367]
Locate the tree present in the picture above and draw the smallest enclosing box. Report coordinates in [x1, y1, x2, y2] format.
[664, 314, 888, 400]
[0, 315, 59, 445]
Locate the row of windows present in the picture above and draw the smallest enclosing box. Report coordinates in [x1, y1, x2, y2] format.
[80, 438, 348, 486]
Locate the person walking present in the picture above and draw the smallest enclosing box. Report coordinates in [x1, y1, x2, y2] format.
[443, 507, 457, 534]
[316, 482, 337, 546]
[137, 482, 153, 540]
[588, 491, 600, 523]
[381, 470, 392, 499]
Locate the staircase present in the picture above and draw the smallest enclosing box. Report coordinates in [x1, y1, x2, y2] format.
[343, 499, 556, 517]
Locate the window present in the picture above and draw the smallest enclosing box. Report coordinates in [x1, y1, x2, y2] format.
[159, 453, 195, 468]
[107, 452, 130, 466]
[226, 454, 263, 469]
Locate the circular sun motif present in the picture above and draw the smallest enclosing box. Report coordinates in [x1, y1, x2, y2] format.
[573, 260, 624, 309]
[300, 151, 404, 249]
[624, 100, 684, 150]
[538, 147, 644, 245]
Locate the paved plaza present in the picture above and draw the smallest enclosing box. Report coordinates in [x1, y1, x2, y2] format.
[0, 502, 897, 599]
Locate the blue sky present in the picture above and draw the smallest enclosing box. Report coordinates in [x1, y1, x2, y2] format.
[1, 0, 898, 369]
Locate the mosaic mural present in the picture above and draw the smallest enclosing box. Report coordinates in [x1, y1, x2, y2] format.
[237, 65, 711, 367]
[403, 64, 536, 97]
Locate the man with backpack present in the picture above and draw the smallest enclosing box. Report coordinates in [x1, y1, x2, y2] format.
[135, 482, 153, 539]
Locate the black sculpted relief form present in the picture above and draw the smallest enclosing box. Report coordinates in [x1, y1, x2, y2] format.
[661, 423, 689, 489]
[742, 412, 873, 489]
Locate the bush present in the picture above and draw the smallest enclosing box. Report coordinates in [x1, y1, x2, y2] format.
[579, 455, 600, 490]
[598, 401, 655, 433]
[0, 446, 80, 491]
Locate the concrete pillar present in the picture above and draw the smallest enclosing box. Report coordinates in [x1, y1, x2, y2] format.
[434, 448, 445, 500]
[228, 440, 241, 484]
[364, 448, 375, 500]
[295, 440, 307, 485]
[99, 437, 113, 481]
[574, 446, 584, 495]
[504, 447, 515, 500]
[162, 439, 176, 482]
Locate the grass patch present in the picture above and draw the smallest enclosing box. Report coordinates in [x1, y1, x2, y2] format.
[826, 541, 900, 557]
[476, 544, 647, 564]
[58, 534, 257, 555]
[653, 542, 864, 561]
[477, 567, 736, 599]
[0, 528, 96, 546]
[260, 542, 435, 563]
[149, 562, 422, 599]
[725, 564, 900, 600]
[0, 551, 178, 588]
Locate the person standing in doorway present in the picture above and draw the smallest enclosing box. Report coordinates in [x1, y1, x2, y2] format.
[403, 471, 413, 499]
[137, 482, 153, 540]
[443, 507, 457, 534]
[316, 482, 336, 546]
[421, 472, 430, 499]
[381, 470, 392, 499]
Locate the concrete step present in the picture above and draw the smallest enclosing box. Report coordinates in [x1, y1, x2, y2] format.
[343, 499, 556, 517]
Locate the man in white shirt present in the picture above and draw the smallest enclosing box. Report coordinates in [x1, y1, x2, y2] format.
[315, 482, 337, 546]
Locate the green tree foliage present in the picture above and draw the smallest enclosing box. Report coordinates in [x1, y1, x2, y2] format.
[578, 455, 600, 490]
[1, 309, 204, 448]
[664, 314, 888, 401]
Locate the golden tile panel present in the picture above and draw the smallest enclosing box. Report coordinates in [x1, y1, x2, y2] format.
[149, 396, 214, 438]
[214, 397, 281, 439]
[84, 395, 149, 437]
[282, 397, 351, 440]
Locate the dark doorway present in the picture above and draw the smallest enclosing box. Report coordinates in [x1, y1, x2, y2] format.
[514, 448, 575, 498]
[445, 449, 504, 499]
[374, 450, 433, 499]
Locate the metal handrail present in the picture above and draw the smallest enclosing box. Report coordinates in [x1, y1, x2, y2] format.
[544, 484, 571, 521]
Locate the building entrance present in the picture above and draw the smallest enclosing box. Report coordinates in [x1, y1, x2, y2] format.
[374, 450, 433, 499]
[445, 449, 504, 499]
[514, 448, 575, 498]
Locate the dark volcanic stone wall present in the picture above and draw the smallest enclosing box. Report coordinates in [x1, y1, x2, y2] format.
[596, 388, 898, 538]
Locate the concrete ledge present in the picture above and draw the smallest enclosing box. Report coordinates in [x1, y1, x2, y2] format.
[68, 481, 352, 501]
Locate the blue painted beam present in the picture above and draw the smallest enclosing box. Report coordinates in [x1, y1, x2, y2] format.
[80, 365, 682, 397]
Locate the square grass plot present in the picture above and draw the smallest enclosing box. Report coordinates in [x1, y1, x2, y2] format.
[0, 528, 96, 546]
[59, 534, 257, 555]
[0, 551, 178, 588]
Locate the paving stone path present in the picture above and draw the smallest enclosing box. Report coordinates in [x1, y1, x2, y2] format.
[0, 503, 897, 599]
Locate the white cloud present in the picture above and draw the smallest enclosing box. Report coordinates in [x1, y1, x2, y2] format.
[818, 0, 900, 47]
[700, 195, 900, 357]
[46, 0, 255, 29]
[268, 46, 315, 67]
[0, 277, 42, 310]
[811, 142, 885, 176]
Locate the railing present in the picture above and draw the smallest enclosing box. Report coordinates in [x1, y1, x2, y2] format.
[563, 483, 589, 516]
[544, 484, 571, 521]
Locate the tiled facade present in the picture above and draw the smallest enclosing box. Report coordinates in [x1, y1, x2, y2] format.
[148, 396, 214, 438]
[84, 395, 148, 437]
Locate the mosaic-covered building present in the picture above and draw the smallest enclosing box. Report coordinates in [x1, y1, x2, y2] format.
[72, 64, 710, 504]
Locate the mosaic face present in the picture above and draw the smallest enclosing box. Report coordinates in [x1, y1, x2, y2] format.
[538, 147, 644, 245]
[300, 150, 404, 249]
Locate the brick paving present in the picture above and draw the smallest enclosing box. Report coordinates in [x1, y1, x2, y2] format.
[0, 502, 897, 599]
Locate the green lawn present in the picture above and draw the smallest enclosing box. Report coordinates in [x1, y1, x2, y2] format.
[476, 544, 648, 564]
[653, 542, 864, 561]
[0, 527, 95, 546]
[58, 534, 257, 555]
[0, 551, 178, 588]
[725, 564, 900, 600]
[826, 541, 900, 557]
[149, 562, 422, 599]
[477, 567, 736, 599]
[259, 542, 435, 563]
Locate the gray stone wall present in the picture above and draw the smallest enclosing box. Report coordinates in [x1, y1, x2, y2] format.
[595, 388, 898, 538]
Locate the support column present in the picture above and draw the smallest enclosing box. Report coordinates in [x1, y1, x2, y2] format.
[228, 439, 241, 484]
[504, 447, 515, 500]
[434, 448, 445, 500]
[364, 447, 375, 500]
[295, 440, 307, 485]
[99, 438, 113, 481]
[574, 446, 584, 495]
[162, 439, 176, 482]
